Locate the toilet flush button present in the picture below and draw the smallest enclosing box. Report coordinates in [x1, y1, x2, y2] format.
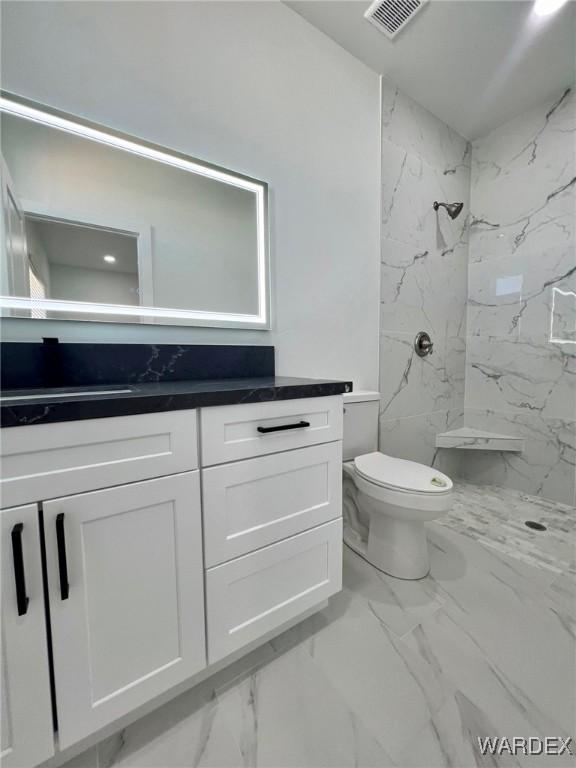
[431, 477, 447, 487]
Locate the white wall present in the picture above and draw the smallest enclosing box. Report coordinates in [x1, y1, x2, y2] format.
[0, 1, 381, 389]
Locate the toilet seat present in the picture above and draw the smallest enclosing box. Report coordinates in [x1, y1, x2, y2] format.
[354, 452, 453, 495]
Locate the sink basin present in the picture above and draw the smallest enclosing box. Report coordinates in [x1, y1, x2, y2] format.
[0, 388, 132, 402]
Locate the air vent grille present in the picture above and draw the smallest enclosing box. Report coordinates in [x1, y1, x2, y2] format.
[364, 0, 428, 39]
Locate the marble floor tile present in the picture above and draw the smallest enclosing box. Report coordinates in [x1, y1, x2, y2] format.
[400, 687, 576, 768]
[439, 482, 576, 576]
[97, 642, 278, 768]
[548, 572, 576, 618]
[342, 543, 446, 637]
[216, 643, 396, 768]
[404, 530, 576, 741]
[404, 602, 574, 743]
[98, 684, 243, 768]
[266, 587, 450, 762]
[60, 747, 99, 768]
[60, 482, 574, 768]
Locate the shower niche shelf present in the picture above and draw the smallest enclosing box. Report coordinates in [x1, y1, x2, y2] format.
[436, 427, 524, 452]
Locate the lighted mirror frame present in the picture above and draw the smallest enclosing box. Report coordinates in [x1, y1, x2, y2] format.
[0, 92, 270, 329]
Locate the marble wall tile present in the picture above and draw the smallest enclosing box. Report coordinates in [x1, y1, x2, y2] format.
[379, 81, 469, 472]
[381, 79, 470, 175]
[472, 87, 575, 171]
[469, 87, 575, 264]
[552, 285, 576, 343]
[381, 239, 468, 338]
[460, 409, 575, 505]
[467, 244, 576, 340]
[465, 335, 576, 421]
[462, 87, 576, 504]
[378, 408, 464, 477]
[382, 139, 470, 253]
[379, 332, 465, 420]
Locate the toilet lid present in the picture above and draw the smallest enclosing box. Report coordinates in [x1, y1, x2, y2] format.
[354, 452, 453, 494]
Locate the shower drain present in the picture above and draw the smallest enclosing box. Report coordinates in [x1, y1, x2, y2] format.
[525, 520, 547, 532]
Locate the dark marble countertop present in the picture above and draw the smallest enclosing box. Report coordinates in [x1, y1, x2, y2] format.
[0, 376, 353, 428]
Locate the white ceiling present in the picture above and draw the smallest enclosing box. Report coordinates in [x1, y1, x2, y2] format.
[285, 0, 576, 139]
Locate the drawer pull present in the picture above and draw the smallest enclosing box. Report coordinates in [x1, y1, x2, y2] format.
[11, 523, 29, 616]
[257, 420, 310, 434]
[56, 513, 70, 600]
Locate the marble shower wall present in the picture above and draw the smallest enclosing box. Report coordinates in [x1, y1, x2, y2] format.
[462, 87, 576, 505]
[378, 79, 470, 475]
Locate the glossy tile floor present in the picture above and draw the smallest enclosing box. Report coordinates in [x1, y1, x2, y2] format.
[75, 483, 575, 768]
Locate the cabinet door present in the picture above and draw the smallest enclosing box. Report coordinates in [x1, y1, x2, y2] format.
[1, 504, 54, 767]
[43, 473, 205, 750]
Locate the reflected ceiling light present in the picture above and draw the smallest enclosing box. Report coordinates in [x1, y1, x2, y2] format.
[103, 254, 116, 263]
[533, 0, 570, 16]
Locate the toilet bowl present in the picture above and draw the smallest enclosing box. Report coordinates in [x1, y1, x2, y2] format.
[342, 452, 453, 579]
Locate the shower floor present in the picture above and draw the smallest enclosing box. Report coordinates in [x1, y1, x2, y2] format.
[73, 482, 575, 768]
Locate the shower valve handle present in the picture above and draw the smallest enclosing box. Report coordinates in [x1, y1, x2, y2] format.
[414, 332, 433, 357]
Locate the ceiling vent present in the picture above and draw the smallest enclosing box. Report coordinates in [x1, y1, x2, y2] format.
[364, 0, 428, 39]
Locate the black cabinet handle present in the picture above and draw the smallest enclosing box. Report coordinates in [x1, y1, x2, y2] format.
[257, 420, 310, 434]
[11, 523, 29, 616]
[56, 513, 69, 600]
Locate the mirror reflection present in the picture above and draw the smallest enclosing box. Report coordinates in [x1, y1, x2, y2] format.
[0, 101, 268, 327]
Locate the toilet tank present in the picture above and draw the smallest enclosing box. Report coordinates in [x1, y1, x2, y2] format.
[342, 391, 380, 461]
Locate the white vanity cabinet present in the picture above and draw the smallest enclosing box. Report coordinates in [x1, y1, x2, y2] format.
[0, 394, 343, 766]
[200, 396, 343, 664]
[1, 504, 54, 768]
[43, 473, 205, 750]
[1, 411, 204, 762]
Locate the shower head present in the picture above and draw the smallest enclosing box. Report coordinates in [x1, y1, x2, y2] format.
[433, 201, 464, 220]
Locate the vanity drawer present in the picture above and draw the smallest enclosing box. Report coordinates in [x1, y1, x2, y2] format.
[203, 442, 342, 566]
[205, 518, 342, 663]
[0, 410, 198, 508]
[199, 396, 343, 466]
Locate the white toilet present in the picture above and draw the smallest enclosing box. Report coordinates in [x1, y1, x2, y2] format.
[342, 391, 453, 580]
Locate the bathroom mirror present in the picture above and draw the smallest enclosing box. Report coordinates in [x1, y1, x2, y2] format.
[0, 93, 270, 328]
